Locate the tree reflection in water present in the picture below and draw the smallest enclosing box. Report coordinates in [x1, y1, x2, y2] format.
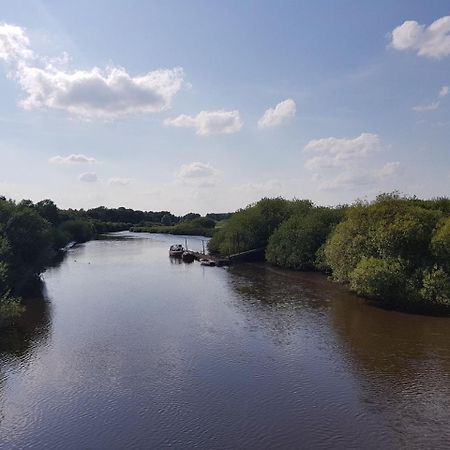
[0, 280, 51, 360]
[227, 262, 450, 448]
[329, 295, 450, 448]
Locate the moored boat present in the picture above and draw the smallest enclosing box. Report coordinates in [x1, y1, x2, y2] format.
[169, 244, 184, 257]
[182, 251, 195, 263]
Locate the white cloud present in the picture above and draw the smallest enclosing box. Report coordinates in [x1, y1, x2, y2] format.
[317, 161, 400, 191]
[49, 154, 97, 164]
[412, 101, 440, 112]
[177, 162, 219, 189]
[17, 65, 184, 119]
[377, 161, 400, 179]
[79, 172, 98, 182]
[439, 85, 449, 97]
[390, 16, 450, 59]
[0, 23, 34, 63]
[0, 23, 185, 119]
[412, 85, 449, 112]
[108, 177, 132, 186]
[304, 133, 380, 169]
[165, 110, 242, 135]
[303, 133, 399, 192]
[178, 162, 217, 178]
[257, 98, 296, 128]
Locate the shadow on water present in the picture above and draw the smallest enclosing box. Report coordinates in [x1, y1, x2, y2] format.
[0, 240, 75, 360]
[0, 279, 52, 360]
[227, 262, 450, 448]
[329, 295, 450, 447]
[226, 263, 338, 344]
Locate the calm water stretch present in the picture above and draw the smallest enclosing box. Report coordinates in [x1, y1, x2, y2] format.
[0, 232, 449, 449]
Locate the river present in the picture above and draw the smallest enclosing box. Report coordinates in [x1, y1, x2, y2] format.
[0, 232, 449, 449]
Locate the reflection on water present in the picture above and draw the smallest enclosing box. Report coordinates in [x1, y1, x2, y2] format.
[227, 264, 329, 345]
[0, 233, 448, 449]
[0, 282, 51, 360]
[228, 263, 450, 448]
[330, 297, 450, 448]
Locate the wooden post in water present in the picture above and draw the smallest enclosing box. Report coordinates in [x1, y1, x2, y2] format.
[185, 238, 188, 251]
[202, 240, 206, 255]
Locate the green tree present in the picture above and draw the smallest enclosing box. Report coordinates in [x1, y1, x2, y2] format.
[431, 217, 450, 271]
[59, 220, 95, 243]
[420, 267, 450, 307]
[209, 198, 311, 255]
[266, 207, 344, 270]
[36, 199, 60, 226]
[349, 257, 411, 304]
[324, 194, 449, 310]
[5, 207, 51, 276]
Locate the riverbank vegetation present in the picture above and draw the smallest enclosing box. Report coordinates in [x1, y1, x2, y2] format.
[0, 197, 94, 322]
[0, 196, 231, 322]
[2, 193, 449, 316]
[209, 194, 450, 313]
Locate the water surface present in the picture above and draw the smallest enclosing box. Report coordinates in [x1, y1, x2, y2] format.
[0, 232, 449, 449]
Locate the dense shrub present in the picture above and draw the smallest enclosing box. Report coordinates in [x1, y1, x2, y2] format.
[431, 217, 450, 271]
[59, 220, 95, 243]
[191, 217, 216, 229]
[420, 267, 450, 307]
[324, 194, 449, 310]
[349, 257, 410, 303]
[266, 207, 344, 270]
[209, 198, 312, 255]
[5, 207, 52, 278]
[209, 193, 450, 314]
[0, 197, 97, 320]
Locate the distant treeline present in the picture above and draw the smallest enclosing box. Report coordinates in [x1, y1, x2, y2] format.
[130, 216, 218, 237]
[0, 196, 231, 322]
[209, 194, 450, 314]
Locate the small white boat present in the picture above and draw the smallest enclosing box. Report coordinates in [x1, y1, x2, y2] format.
[169, 244, 184, 257]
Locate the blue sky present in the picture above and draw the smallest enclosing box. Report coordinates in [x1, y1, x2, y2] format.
[0, 0, 449, 214]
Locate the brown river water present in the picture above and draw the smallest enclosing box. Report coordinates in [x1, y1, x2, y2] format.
[0, 232, 449, 449]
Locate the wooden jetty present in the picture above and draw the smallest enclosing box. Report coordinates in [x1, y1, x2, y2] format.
[228, 247, 265, 263]
[186, 251, 229, 266]
[183, 247, 265, 267]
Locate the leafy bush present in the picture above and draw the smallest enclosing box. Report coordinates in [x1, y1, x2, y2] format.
[5, 207, 52, 279]
[431, 217, 450, 271]
[324, 196, 443, 282]
[209, 198, 312, 255]
[191, 217, 216, 229]
[324, 194, 449, 311]
[59, 220, 95, 243]
[266, 207, 344, 270]
[323, 206, 373, 282]
[349, 257, 410, 304]
[420, 267, 450, 307]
